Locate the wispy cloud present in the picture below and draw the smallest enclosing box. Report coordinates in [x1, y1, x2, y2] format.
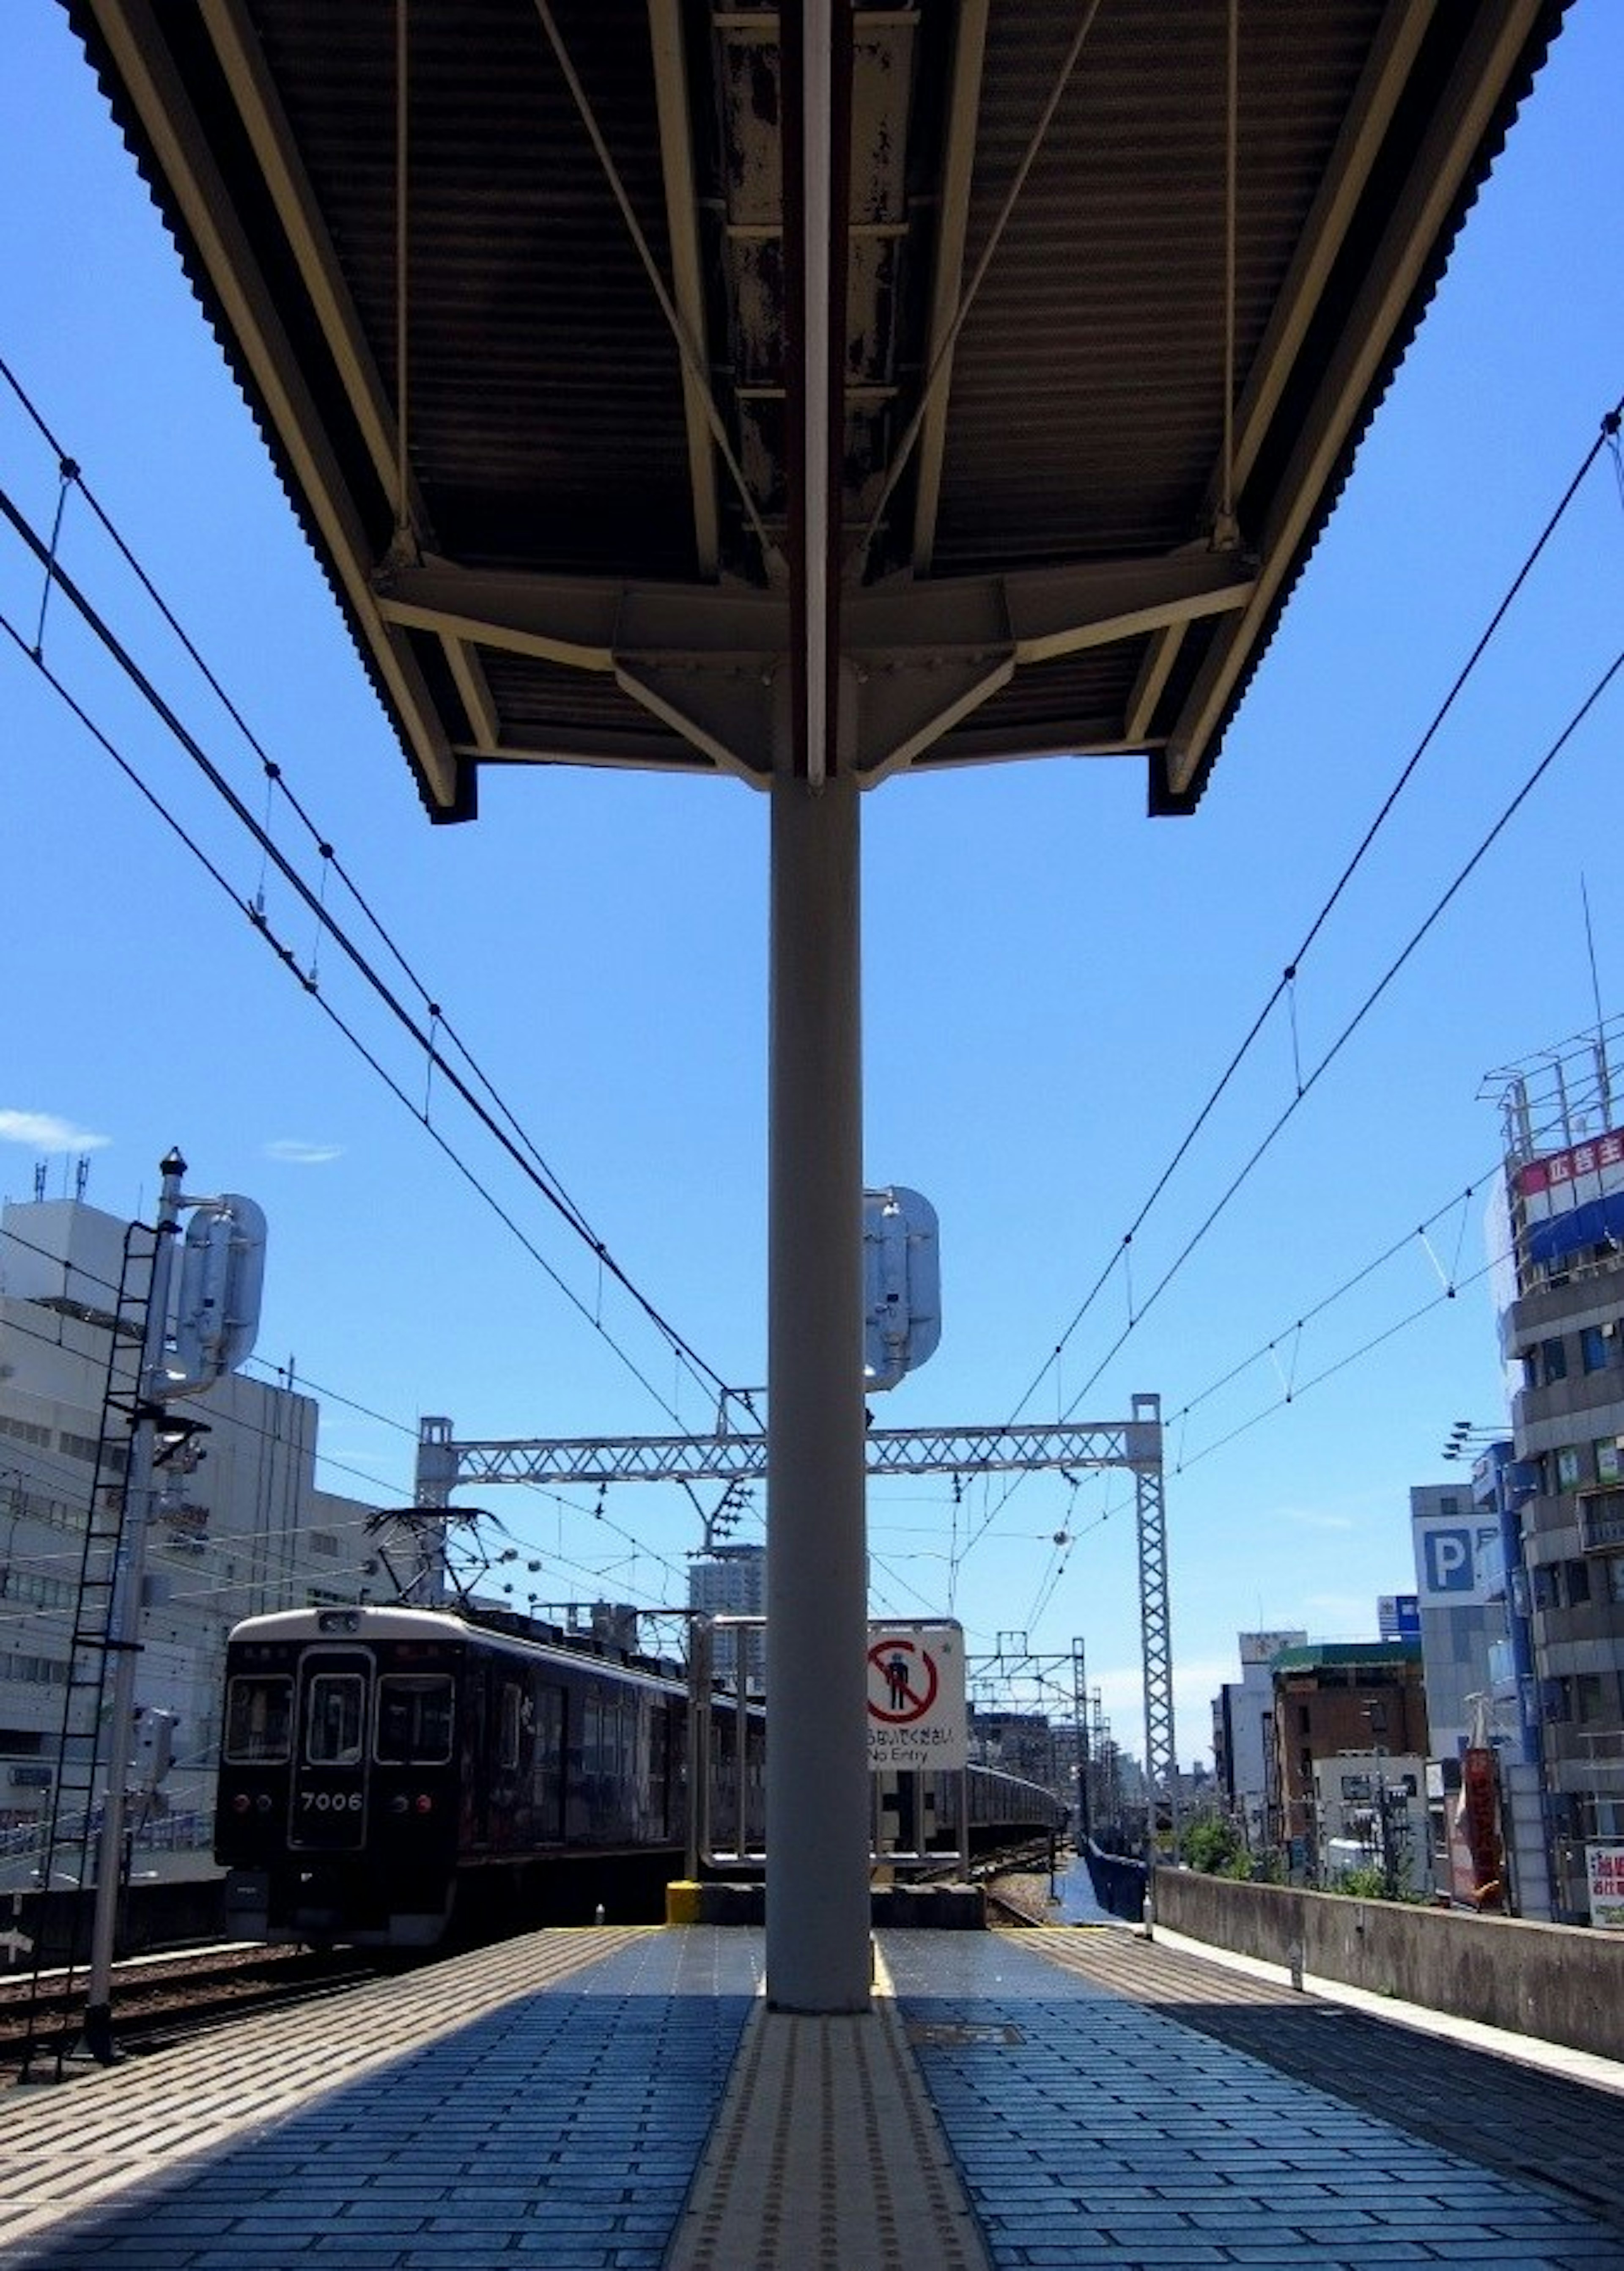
[264, 1139, 344, 1167]
[0, 1110, 111, 1153]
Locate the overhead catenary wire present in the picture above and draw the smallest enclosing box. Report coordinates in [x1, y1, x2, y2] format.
[0, 365, 788, 1589]
[0, 1199, 732, 1620]
[949, 397, 1624, 1587]
[1058, 640, 1624, 1415]
[0, 353, 617, 1273]
[0, 1225, 710, 1616]
[0, 354, 760, 1426]
[0, 503, 745, 1443]
[3, 336, 1624, 1662]
[0, 602, 713, 1432]
[1004, 393, 1624, 1433]
[0, 1366, 702, 1626]
[951, 632, 1624, 1584]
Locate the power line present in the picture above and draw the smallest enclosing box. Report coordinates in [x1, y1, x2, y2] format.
[1056, 643, 1624, 1423]
[0, 373, 748, 1431]
[0, 1212, 716, 1605]
[950, 544, 1624, 1582]
[0, 355, 616, 1271]
[0, 557, 732, 1436]
[1005, 395, 1624, 1428]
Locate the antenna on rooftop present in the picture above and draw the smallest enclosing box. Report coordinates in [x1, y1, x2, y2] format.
[74, 1156, 89, 1201]
[1581, 875, 1613, 1127]
[32, 1162, 45, 1202]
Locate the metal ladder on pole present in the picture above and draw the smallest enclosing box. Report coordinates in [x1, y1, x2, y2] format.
[18, 1221, 158, 2079]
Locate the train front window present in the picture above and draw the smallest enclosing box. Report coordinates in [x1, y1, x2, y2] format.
[306, 1672, 365, 1764]
[224, 1675, 292, 1763]
[376, 1675, 454, 1764]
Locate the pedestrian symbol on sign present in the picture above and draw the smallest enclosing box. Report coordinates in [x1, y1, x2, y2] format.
[865, 1620, 965, 1773]
[867, 1635, 939, 1725]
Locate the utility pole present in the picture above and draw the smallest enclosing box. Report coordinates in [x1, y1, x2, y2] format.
[80, 1150, 187, 2065]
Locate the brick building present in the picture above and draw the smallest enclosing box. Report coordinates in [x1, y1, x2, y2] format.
[1268, 1639, 1428, 1878]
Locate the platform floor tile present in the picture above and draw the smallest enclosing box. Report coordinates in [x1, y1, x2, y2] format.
[664, 1962, 991, 2271]
[0, 1928, 761, 2270]
[882, 1932, 1621, 2271]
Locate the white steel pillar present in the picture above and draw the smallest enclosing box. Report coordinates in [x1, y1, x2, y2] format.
[765, 766, 871, 2012]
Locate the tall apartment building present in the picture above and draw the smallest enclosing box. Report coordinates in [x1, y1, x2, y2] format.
[1487, 1023, 1624, 1922]
[688, 1542, 767, 1689]
[1213, 1629, 1305, 1853]
[0, 1190, 385, 1830]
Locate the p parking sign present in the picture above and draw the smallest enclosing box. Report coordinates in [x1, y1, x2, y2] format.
[1415, 1519, 1498, 1604]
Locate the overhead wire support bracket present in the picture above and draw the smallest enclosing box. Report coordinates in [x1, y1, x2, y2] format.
[417, 1413, 1163, 1490]
[414, 1400, 1178, 1845]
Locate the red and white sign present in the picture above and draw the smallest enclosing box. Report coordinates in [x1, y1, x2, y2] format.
[867, 1622, 965, 1771]
[1587, 1843, 1624, 1930]
[1516, 1129, 1624, 1219]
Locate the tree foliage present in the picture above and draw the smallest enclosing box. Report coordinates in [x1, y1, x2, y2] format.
[1181, 1815, 1245, 1874]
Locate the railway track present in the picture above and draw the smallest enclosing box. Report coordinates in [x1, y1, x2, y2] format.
[0, 1944, 395, 2078]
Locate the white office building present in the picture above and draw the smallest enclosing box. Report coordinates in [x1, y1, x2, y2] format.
[0, 1190, 385, 1838]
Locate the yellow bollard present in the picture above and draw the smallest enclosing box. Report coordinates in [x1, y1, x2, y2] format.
[666, 1879, 704, 1925]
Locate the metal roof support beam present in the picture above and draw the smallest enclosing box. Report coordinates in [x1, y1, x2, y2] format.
[373, 550, 1251, 670]
[84, 0, 465, 812]
[647, 0, 721, 576]
[909, 0, 988, 574]
[784, 0, 851, 787]
[373, 550, 1254, 777]
[1161, 0, 1550, 803]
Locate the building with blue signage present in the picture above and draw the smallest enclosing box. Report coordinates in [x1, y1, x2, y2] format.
[1480, 1025, 1624, 1923]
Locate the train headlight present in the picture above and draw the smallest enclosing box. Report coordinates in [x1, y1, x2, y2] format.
[390, 1795, 409, 1815]
[256, 1793, 273, 1812]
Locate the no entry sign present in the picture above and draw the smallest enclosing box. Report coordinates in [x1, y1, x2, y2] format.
[866, 1622, 965, 1771]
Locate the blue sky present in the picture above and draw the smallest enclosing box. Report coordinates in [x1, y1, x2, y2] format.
[2, 2, 1621, 1765]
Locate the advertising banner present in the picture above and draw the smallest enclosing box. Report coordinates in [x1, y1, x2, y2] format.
[1586, 1843, 1624, 1930]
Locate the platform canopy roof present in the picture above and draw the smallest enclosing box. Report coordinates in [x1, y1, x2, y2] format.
[69, 0, 1569, 821]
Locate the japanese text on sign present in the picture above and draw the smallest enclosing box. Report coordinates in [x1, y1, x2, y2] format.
[866, 1622, 966, 1772]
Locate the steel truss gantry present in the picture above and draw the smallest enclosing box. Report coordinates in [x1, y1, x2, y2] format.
[417, 1411, 1160, 1491]
[414, 1391, 1177, 1839]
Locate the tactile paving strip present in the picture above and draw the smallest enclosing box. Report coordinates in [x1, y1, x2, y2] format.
[665, 1985, 991, 2271]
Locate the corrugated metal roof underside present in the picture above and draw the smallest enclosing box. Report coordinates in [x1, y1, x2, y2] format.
[66, 0, 1571, 816]
[252, 0, 700, 582]
[930, 4, 1377, 572]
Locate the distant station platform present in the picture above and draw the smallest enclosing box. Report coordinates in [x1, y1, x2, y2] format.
[1, 1922, 1623, 2269]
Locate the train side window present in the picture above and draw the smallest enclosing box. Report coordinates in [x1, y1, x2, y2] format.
[307, 1672, 365, 1765]
[534, 1683, 565, 1838]
[499, 1680, 524, 1772]
[375, 1675, 454, 1764]
[224, 1675, 292, 1763]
